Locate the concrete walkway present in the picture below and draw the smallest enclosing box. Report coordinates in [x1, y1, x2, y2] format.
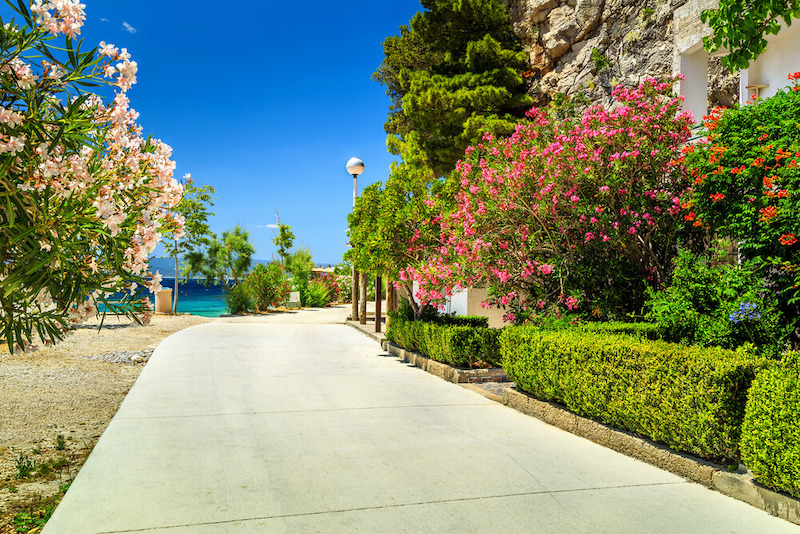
[45, 306, 798, 533]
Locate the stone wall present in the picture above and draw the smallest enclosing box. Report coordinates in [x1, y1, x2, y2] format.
[502, 0, 738, 109]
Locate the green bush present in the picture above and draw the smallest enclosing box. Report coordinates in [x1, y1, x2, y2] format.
[387, 313, 501, 367]
[304, 279, 329, 308]
[244, 263, 290, 311]
[740, 353, 800, 497]
[225, 284, 252, 314]
[500, 326, 767, 462]
[646, 248, 787, 357]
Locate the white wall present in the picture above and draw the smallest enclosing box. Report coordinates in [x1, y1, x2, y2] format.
[740, 22, 800, 103]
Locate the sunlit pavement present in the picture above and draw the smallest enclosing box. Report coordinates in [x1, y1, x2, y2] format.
[44, 306, 798, 533]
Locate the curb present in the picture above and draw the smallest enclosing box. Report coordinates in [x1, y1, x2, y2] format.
[383, 342, 509, 384]
[375, 338, 800, 526]
[502, 388, 800, 526]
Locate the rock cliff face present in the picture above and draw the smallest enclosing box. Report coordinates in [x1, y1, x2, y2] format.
[503, 0, 737, 109]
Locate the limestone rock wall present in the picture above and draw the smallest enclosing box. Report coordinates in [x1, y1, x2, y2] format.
[503, 0, 737, 108]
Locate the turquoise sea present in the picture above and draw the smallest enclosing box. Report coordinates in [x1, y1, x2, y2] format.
[157, 278, 227, 317]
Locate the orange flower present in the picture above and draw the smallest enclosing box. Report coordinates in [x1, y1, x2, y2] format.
[758, 133, 769, 141]
[759, 206, 778, 222]
[777, 189, 789, 198]
[731, 165, 746, 174]
[710, 193, 725, 202]
[780, 233, 798, 246]
[751, 157, 765, 167]
[763, 175, 776, 188]
[684, 211, 696, 221]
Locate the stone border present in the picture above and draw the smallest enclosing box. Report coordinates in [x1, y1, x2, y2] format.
[383, 342, 509, 384]
[375, 338, 800, 525]
[502, 388, 800, 525]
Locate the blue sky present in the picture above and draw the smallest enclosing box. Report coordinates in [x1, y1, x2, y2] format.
[26, 1, 422, 265]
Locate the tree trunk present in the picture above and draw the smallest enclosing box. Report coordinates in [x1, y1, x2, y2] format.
[400, 281, 426, 320]
[375, 275, 382, 333]
[359, 272, 367, 325]
[172, 251, 179, 314]
[352, 268, 359, 321]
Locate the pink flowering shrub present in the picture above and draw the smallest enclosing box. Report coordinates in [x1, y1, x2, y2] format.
[313, 272, 340, 305]
[404, 77, 695, 323]
[0, 1, 184, 351]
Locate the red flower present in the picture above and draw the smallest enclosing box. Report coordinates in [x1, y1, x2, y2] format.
[759, 206, 778, 222]
[710, 193, 725, 202]
[780, 233, 798, 246]
[731, 165, 746, 174]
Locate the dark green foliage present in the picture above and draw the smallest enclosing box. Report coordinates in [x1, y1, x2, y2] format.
[740, 353, 800, 497]
[224, 284, 252, 314]
[387, 312, 501, 367]
[244, 263, 289, 312]
[375, 0, 532, 176]
[500, 327, 767, 462]
[646, 248, 787, 356]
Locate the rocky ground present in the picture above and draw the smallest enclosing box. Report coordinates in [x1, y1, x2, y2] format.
[0, 314, 212, 533]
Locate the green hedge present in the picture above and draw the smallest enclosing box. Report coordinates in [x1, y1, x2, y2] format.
[386, 313, 501, 367]
[740, 353, 800, 497]
[500, 326, 767, 463]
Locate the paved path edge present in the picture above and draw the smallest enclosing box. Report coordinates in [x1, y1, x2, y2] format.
[369, 331, 800, 526]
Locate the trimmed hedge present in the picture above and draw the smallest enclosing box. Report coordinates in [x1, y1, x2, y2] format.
[500, 326, 767, 463]
[386, 313, 501, 367]
[740, 353, 800, 498]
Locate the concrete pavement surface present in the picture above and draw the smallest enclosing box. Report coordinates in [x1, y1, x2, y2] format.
[44, 306, 798, 533]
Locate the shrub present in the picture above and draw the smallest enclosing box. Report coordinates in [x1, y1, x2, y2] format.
[387, 313, 501, 367]
[244, 263, 290, 312]
[224, 284, 252, 314]
[314, 272, 340, 303]
[683, 76, 800, 311]
[337, 274, 353, 303]
[740, 353, 800, 497]
[646, 248, 787, 356]
[304, 279, 329, 308]
[500, 327, 767, 462]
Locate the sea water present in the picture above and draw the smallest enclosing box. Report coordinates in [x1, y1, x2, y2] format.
[157, 278, 227, 317]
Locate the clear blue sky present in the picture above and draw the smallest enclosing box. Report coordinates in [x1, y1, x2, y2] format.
[32, 1, 423, 265]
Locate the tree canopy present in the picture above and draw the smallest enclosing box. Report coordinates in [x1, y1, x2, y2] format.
[374, 0, 532, 176]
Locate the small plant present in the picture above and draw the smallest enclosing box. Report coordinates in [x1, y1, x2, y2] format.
[15, 452, 35, 479]
[55, 434, 66, 451]
[590, 47, 613, 74]
[8, 486, 18, 493]
[11, 483, 69, 532]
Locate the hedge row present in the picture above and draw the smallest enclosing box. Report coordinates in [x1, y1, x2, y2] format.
[740, 353, 800, 498]
[500, 326, 767, 463]
[386, 313, 501, 367]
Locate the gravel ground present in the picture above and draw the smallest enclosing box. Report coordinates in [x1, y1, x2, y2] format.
[0, 313, 212, 530]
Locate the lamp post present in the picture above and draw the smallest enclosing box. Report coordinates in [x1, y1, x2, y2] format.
[346, 157, 364, 322]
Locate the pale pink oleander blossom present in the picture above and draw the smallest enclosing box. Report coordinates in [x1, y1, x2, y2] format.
[0, 0, 184, 352]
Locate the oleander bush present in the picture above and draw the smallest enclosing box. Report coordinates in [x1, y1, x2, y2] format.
[740, 353, 800, 497]
[500, 326, 767, 462]
[244, 263, 290, 312]
[304, 279, 330, 308]
[387, 313, 501, 367]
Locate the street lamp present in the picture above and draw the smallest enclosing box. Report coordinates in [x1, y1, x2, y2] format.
[346, 157, 364, 322]
[346, 157, 364, 208]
